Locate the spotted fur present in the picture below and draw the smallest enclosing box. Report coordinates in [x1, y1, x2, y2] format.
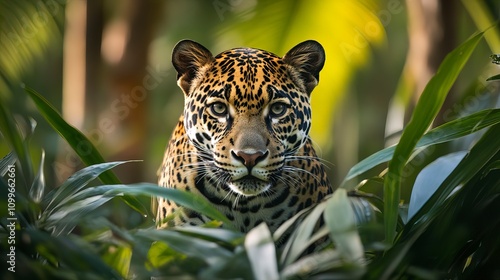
[155, 40, 333, 232]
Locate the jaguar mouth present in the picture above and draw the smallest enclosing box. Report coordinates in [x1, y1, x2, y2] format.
[227, 175, 271, 196]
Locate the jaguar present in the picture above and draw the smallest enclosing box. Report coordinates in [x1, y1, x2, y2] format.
[154, 39, 333, 233]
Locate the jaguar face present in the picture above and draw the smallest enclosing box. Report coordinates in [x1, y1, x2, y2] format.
[173, 40, 325, 197]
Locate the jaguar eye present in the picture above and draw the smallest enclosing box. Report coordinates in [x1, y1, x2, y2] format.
[210, 102, 228, 117]
[269, 102, 287, 118]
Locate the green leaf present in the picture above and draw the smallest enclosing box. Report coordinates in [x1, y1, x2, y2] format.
[273, 204, 312, 242]
[65, 183, 234, 228]
[24, 86, 148, 215]
[325, 189, 364, 263]
[29, 150, 46, 203]
[47, 195, 115, 235]
[136, 228, 233, 266]
[281, 201, 327, 266]
[407, 151, 467, 220]
[24, 86, 120, 184]
[244, 223, 279, 280]
[342, 108, 500, 186]
[173, 226, 244, 246]
[0, 100, 33, 189]
[102, 244, 132, 278]
[383, 31, 484, 244]
[43, 161, 131, 214]
[370, 125, 500, 278]
[404, 123, 500, 235]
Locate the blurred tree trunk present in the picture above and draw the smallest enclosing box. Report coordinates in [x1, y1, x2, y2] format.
[404, 0, 456, 125]
[106, 0, 164, 183]
[60, 0, 163, 184]
[85, 0, 104, 125]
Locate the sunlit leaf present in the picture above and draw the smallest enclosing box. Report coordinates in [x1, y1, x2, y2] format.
[244, 223, 279, 280]
[325, 189, 364, 263]
[407, 151, 467, 220]
[102, 244, 132, 278]
[281, 201, 327, 266]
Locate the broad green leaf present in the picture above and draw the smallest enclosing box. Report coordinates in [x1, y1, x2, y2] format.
[147, 241, 190, 270]
[46, 195, 115, 235]
[200, 247, 254, 279]
[244, 223, 279, 280]
[370, 126, 500, 278]
[102, 244, 132, 278]
[349, 195, 376, 225]
[281, 201, 327, 266]
[325, 189, 364, 263]
[342, 108, 500, 186]
[136, 228, 233, 266]
[384, 31, 484, 244]
[66, 183, 234, 228]
[273, 204, 312, 242]
[43, 161, 130, 213]
[24, 86, 147, 215]
[407, 151, 467, 220]
[173, 226, 244, 245]
[404, 123, 500, 236]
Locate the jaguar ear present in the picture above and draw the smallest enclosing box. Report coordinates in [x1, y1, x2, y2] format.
[172, 40, 214, 94]
[283, 40, 325, 95]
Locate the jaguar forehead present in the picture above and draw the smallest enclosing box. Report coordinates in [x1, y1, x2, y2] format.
[209, 49, 287, 112]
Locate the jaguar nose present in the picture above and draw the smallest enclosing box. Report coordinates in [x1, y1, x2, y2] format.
[231, 150, 269, 170]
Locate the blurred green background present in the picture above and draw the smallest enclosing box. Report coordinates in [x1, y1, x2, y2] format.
[1, 0, 499, 212]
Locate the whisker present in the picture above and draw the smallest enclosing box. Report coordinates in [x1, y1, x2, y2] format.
[283, 166, 322, 184]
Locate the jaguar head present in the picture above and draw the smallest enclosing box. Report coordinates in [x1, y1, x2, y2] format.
[172, 39, 325, 197]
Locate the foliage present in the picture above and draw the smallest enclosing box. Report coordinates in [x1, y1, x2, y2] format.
[1, 31, 500, 280]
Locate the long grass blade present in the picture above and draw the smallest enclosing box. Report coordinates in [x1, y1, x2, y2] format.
[342, 108, 500, 186]
[383, 32, 484, 244]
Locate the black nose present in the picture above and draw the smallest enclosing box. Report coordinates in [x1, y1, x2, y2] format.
[231, 150, 268, 170]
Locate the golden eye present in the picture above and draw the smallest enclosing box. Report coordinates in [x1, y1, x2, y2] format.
[210, 102, 228, 117]
[270, 102, 287, 117]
